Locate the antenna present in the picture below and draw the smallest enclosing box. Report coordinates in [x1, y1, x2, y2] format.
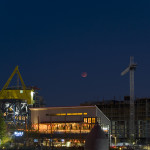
[121, 56, 137, 140]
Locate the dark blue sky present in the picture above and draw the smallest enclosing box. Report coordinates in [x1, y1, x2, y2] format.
[0, 1, 150, 106]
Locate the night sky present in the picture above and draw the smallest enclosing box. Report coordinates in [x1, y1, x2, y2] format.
[0, 1, 150, 106]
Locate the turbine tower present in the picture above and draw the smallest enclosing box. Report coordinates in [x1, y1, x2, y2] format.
[121, 56, 137, 139]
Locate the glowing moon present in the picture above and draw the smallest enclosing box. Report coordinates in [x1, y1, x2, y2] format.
[81, 72, 87, 77]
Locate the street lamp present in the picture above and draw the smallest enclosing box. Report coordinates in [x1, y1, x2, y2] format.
[114, 136, 117, 146]
[46, 114, 53, 149]
[110, 135, 112, 147]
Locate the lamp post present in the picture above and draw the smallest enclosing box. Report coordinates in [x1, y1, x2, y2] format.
[110, 135, 112, 147]
[114, 136, 117, 146]
[46, 114, 53, 150]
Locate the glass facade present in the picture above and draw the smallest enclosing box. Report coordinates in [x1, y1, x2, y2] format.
[33, 118, 101, 134]
[33, 122, 91, 134]
[32, 117, 109, 147]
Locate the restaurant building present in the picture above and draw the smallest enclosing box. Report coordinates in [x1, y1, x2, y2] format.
[30, 105, 110, 147]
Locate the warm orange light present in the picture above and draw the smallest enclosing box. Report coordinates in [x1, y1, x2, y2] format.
[67, 113, 82, 116]
[88, 118, 91, 123]
[47, 112, 88, 116]
[84, 118, 87, 123]
[92, 118, 95, 123]
[55, 113, 66, 116]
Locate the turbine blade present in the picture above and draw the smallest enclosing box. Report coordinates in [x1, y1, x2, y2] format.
[121, 67, 130, 76]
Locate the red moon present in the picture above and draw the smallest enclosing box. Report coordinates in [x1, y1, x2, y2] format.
[81, 72, 87, 77]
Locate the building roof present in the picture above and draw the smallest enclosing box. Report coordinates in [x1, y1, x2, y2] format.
[30, 105, 97, 111]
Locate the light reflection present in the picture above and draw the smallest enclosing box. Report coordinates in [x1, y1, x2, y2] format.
[32, 122, 109, 134]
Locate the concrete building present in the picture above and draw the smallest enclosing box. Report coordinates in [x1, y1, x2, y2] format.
[81, 96, 150, 145]
[30, 105, 110, 147]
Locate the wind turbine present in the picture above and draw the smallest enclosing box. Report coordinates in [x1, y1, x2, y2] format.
[121, 56, 137, 139]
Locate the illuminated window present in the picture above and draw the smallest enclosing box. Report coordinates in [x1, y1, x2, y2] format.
[67, 113, 82, 116]
[97, 118, 101, 124]
[48, 112, 88, 116]
[84, 118, 87, 123]
[55, 113, 66, 116]
[88, 118, 91, 123]
[18, 116, 25, 120]
[92, 118, 95, 123]
[20, 90, 23, 93]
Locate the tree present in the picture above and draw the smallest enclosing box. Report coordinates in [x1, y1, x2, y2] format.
[0, 111, 7, 144]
